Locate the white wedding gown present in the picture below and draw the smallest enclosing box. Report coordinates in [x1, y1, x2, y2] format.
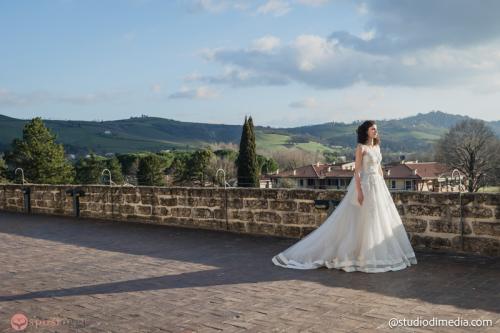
[272, 144, 417, 273]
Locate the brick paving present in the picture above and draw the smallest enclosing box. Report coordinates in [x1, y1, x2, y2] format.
[0, 211, 499, 333]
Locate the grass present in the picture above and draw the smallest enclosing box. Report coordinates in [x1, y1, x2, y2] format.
[477, 186, 500, 193]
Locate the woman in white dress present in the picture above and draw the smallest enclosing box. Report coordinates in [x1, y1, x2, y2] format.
[272, 120, 417, 273]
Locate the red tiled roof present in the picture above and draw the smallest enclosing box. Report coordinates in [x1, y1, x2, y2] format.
[383, 164, 420, 179]
[404, 162, 452, 179]
[269, 161, 451, 181]
[270, 163, 354, 179]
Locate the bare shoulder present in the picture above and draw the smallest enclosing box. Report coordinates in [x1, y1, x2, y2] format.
[356, 143, 365, 154]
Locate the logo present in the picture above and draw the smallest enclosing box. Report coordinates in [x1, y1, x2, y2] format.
[10, 313, 29, 331]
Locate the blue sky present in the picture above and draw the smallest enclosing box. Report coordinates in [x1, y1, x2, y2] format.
[1, 0, 500, 127]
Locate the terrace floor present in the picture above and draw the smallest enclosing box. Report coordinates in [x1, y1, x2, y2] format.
[0, 211, 499, 332]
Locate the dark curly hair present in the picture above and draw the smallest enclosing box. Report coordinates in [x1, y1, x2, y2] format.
[356, 120, 380, 145]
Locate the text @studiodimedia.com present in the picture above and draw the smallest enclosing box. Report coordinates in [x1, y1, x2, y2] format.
[388, 316, 494, 328]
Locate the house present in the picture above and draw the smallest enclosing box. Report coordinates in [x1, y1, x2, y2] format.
[269, 162, 356, 190]
[269, 160, 459, 192]
[260, 176, 273, 188]
[382, 160, 465, 192]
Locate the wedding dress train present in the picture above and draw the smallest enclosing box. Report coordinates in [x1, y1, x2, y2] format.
[272, 144, 417, 273]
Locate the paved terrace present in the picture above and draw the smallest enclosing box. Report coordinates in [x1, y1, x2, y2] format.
[0, 211, 499, 333]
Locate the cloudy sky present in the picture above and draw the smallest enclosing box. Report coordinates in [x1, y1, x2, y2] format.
[1, 0, 499, 126]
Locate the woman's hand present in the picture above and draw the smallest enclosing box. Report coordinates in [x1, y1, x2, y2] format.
[357, 191, 364, 206]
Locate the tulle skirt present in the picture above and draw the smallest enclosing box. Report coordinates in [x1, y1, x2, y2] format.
[272, 173, 417, 273]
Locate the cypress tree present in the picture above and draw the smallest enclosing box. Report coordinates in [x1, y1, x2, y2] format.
[237, 116, 259, 187]
[247, 116, 259, 186]
[6, 117, 74, 184]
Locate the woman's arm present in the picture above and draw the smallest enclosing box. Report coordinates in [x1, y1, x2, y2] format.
[354, 144, 363, 193]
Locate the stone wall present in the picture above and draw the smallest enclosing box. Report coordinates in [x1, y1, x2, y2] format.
[1, 184, 499, 256]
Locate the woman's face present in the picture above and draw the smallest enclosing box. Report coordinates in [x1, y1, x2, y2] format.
[367, 124, 378, 140]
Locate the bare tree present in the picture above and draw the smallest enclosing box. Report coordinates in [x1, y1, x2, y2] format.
[270, 148, 325, 171]
[209, 154, 237, 185]
[434, 119, 500, 192]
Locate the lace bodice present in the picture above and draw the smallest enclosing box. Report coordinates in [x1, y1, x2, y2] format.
[360, 144, 382, 175]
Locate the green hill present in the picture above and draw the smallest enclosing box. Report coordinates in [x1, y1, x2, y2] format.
[0, 111, 498, 156]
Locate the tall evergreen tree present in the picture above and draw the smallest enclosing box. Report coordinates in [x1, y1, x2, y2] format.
[236, 116, 259, 187]
[6, 117, 74, 184]
[137, 154, 165, 186]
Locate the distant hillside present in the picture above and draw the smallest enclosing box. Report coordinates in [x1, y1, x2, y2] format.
[0, 111, 498, 156]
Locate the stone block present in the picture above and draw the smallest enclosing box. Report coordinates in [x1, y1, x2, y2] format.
[226, 198, 243, 209]
[402, 217, 428, 233]
[406, 204, 446, 217]
[255, 211, 281, 224]
[281, 212, 298, 225]
[461, 236, 500, 256]
[121, 204, 136, 215]
[297, 213, 316, 225]
[297, 201, 315, 213]
[125, 194, 141, 204]
[246, 222, 276, 235]
[429, 219, 471, 235]
[197, 197, 224, 207]
[269, 200, 297, 211]
[193, 208, 213, 219]
[227, 221, 246, 233]
[410, 234, 452, 250]
[472, 221, 500, 237]
[153, 206, 169, 216]
[243, 199, 269, 209]
[170, 207, 192, 218]
[159, 197, 177, 206]
[275, 224, 301, 238]
[214, 208, 225, 220]
[230, 210, 254, 222]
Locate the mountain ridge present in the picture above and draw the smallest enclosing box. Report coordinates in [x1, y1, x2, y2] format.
[0, 111, 498, 155]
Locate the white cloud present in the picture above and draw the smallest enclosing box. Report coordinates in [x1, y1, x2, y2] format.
[251, 35, 281, 53]
[186, 66, 290, 87]
[168, 86, 219, 99]
[289, 97, 319, 109]
[0, 89, 49, 107]
[359, 29, 375, 41]
[0, 89, 129, 107]
[187, 0, 253, 13]
[195, 33, 500, 91]
[151, 84, 162, 94]
[187, 0, 332, 15]
[257, 0, 291, 16]
[356, 2, 368, 15]
[296, 0, 330, 6]
[189, 0, 228, 13]
[332, 0, 500, 54]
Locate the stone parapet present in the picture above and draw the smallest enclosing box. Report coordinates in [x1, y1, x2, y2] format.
[1, 184, 498, 256]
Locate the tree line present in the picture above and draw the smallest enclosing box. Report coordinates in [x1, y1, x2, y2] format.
[0, 116, 277, 187]
[0, 116, 498, 192]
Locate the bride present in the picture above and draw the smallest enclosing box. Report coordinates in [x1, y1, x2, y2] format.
[272, 120, 417, 273]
